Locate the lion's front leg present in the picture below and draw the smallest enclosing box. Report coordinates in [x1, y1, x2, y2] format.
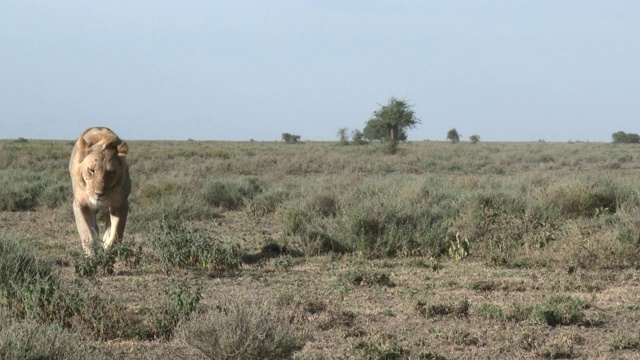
[73, 201, 98, 257]
[102, 203, 128, 250]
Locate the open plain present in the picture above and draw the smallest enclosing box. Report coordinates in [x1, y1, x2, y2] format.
[2, 139, 640, 359]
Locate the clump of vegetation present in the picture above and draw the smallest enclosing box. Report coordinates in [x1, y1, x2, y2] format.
[0, 235, 75, 322]
[0, 174, 45, 211]
[0, 234, 140, 341]
[201, 177, 264, 210]
[343, 268, 396, 287]
[529, 295, 586, 326]
[611, 130, 640, 144]
[354, 333, 405, 360]
[149, 217, 242, 275]
[247, 189, 290, 216]
[546, 177, 628, 217]
[416, 299, 470, 318]
[0, 307, 103, 360]
[176, 296, 305, 359]
[73, 242, 142, 277]
[506, 295, 586, 326]
[153, 281, 202, 340]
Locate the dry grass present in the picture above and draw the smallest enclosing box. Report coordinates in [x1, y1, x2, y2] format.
[2, 139, 640, 358]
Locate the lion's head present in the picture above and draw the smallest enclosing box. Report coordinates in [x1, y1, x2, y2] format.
[70, 127, 129, 206]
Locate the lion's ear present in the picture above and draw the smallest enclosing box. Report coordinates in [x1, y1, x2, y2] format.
[78, 137, 88, 149]
[117, 142, 128, 157]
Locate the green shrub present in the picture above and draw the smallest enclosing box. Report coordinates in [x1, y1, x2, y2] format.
[73, 242, 142, 277]
[39, 180, 70, 208]
[0, 173, 45, 211]
[415, 299, 469, 318]
[0, 307, 103, 360]
[0, 235, 147, 340]
[149, 217, 242, 275]
[342, 268, 396, 287]
[153, 281, 202, 340]
[342, 201, 450, 258]
[309, 194, 338, 217]
[476, 303, 504, 320]
[505, 295, 585, 326]
[530, 295, 585, 326]
[247, 190, 290, 216]
[201, 177, 264, 210]
[0, 235, 70, 322]
[176, 296, 305, 359]
[546, 177, 628, 217]
[354, 333, 405, 360]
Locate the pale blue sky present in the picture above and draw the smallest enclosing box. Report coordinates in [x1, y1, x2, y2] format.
[1, 1, 639, 142]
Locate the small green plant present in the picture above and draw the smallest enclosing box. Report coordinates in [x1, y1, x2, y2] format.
[505, 295, 586, 326]
[343, 268, 396, 287]
[247, 190, 289, 216]
[441, 326, 480, 346]
[610, 335, 640, 351]
[354, 333, 405, 360]
[153, 281, 202, 340]
[530, 295, 585, 326]
[73, 242, 142, 277]
[416, 298, 469, 318]
[448, 231, 470, 260]
[476, 303, 504, 320]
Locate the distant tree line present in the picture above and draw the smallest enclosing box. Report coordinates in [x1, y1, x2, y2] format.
[288, 97, 489, 151]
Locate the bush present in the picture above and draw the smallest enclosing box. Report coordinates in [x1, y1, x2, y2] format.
[342, 201, 449, 258]
[0, 235, 71, 322]
[176, 296, 305, 359]
[153, 281, 202, 340]
[0, 307, 103, 360]
[149, 217, 242, 275]
[415, 299, 469, 318]
[546, 177, 628, 217]
[201, 177, 264, 210]
[73, 242, 142, 277]
[0, 173, 45, 211]
[247, 190, 290, 216]
[39, 180, 70, 208]
[505, 295, 586, 326]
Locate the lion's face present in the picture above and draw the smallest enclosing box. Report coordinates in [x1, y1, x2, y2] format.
[79, 144, 127, 205]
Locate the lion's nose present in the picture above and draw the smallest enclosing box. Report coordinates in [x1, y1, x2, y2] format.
[94, 190, 104, 199]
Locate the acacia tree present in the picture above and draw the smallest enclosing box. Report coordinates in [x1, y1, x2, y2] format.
[364, 97, 420, 154]
[447, 128, 460, 143]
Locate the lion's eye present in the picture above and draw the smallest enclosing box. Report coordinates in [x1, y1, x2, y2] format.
[87, 168, 95, 176]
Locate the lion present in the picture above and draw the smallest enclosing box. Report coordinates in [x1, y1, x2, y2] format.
[69, 127, 131, 257]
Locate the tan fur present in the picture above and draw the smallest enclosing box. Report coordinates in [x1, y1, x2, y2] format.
[69, 127, 131, 256]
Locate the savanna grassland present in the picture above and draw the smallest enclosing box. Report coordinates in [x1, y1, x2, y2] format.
[2, 139, 640, 359]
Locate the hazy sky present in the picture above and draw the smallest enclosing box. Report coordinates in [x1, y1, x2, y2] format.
[2, 1, 639, 142]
